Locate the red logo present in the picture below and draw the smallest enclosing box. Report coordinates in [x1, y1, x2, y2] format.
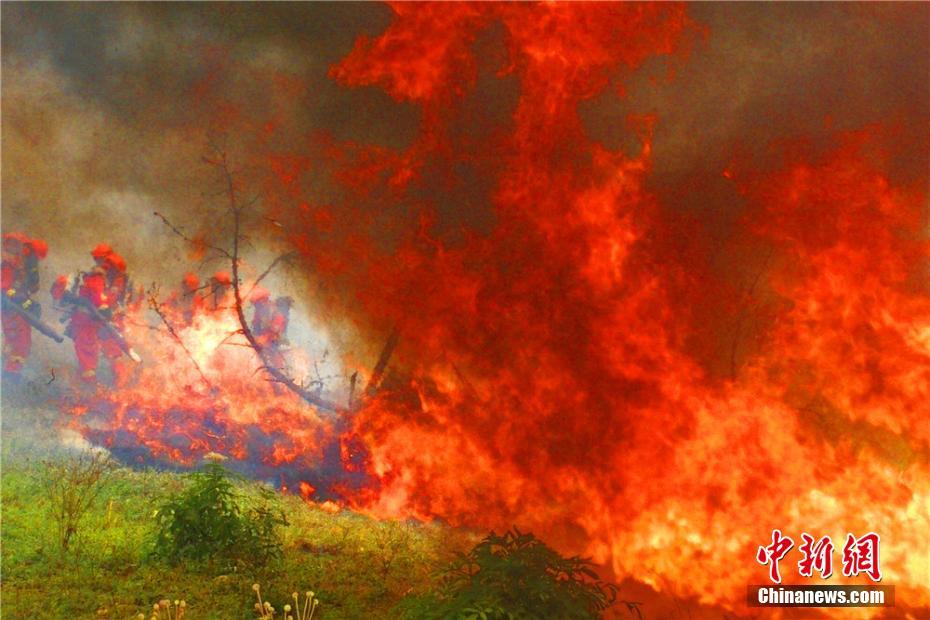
[842, 532, 882, 582]
[757, 530, 882, 583]
[756, 529, 794, 584]
[798, 533, 834, 579]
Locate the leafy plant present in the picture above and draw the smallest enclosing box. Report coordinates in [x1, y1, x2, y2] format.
[152, 459, 287, 568]
[399, 528, 632, 620]
[41, 450, 117, 551]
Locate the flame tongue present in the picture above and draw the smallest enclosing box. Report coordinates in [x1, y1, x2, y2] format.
[60, 3, 929, 615]
[64, 309, 349, 493]
[308, 3, 929, 613]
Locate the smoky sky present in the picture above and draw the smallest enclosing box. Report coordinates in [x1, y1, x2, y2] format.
[2, 2, 927, 368]
[2, 3, 409, 358]
[1, 2, 413, 142]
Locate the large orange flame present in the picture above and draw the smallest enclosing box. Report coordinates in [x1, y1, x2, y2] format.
[288, 3, 928, 615]
[60, 3, 927, 617]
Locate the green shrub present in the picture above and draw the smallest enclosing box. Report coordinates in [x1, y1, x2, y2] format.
[398, 528, 632, 620]
[152, 460, 287, 568]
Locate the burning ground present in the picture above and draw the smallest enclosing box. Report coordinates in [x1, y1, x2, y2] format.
[2, 2, 929, 618]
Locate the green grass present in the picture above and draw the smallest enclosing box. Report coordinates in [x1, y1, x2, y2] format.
[0, 456, 477, 619]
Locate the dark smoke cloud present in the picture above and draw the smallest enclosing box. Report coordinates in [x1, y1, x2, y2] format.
[2, 2, 419, 368]
[2, 3, 412, 141]
[1, 2, 415, 287]
[581, 2, 929, 376]
[2, 2, 927, 374]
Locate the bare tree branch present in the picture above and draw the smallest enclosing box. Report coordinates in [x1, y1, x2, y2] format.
[348, 371, 358, 410]
[729, 246, 775, 379]
[365, 326, 400, 398]
[202, 147, 341, 413]
[157, 136, 402, 415]
[242, 252, 297, 301]
[154, 211, 233, 260]
[147, 289, 212, 389]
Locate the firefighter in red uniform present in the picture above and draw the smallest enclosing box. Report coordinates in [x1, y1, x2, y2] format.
[52, 244, 134, 385]
[165, 272, 203, 326]
[250, 288, 292, 373]
[207, 271, 233, 313]
[250, 286, 273, 344]
[2, 233, 48, 378]
[99, 252, 132, 385]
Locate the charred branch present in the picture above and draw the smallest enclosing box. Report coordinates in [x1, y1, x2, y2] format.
[147, 289, 212, 389]
[153, 211, 233, 261]
[728, 246, 775, 379]
[364, 326, 400, 398]
[231, 281, 339, 413]
[348, 371, 358, 410]
[201, 145, 341, 414]
[243, 251, 297, 300]
[155, 137, 401, 415]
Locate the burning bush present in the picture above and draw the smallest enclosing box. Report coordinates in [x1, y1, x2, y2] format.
[398, 528, 628, 620]
[152, 457, 287, 568]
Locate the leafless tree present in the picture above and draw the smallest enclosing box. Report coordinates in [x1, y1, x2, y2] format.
[42, 450, 117, 551]
[155, 136, 399, 414]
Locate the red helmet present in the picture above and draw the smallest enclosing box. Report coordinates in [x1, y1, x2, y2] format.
[3, 231, 29, 243]
[104, 253, 127, 272]
[250, 286, 270, 303]
[91, 243, 114, 260]
[2, 232, 28, 252]
[182, 272, 199, 289]
[25, 238, 48, 259]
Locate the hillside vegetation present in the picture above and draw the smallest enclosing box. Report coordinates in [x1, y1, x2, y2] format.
[1, 454, 475, 619]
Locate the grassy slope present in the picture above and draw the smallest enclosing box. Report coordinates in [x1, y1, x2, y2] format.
[0, 458, 476, 620]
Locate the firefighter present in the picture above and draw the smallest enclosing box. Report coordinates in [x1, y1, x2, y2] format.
[250, 286, 273, 333]
[272, 297, 293, 344]
[171, 272, 202, 326]
[207, 271, 233, 313]
[52, 245, 135, 385]
[2, 233, 48, 379]
[98, 252, 133, 385]
[251, 290, 292, 372]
